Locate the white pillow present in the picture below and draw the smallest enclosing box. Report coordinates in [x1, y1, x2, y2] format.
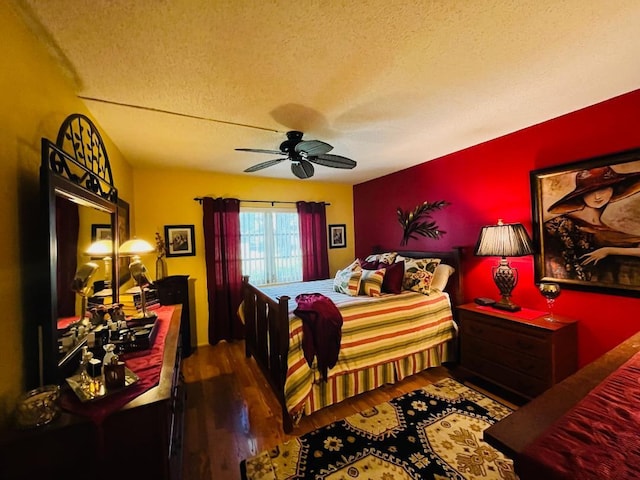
[430, 264, 455, 293]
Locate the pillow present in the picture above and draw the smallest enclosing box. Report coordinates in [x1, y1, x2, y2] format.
[430, 264, 455, 293]
[334, 268, 363, 296]
[365, 251, 398, 265]
[380, 260, 405, 294]
[342, 258, 362, 272]
[359, 268, 386, 297]
[359, 258, 380, 270]
[401, 257, 442, 295]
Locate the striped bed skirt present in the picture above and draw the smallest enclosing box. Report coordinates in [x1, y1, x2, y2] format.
[301, 339, 453, 416]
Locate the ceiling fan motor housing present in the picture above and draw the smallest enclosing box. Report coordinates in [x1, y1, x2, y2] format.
[280, 130, 304, 154]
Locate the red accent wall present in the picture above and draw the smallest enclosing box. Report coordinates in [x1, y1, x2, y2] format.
[354, 89, 640, 367]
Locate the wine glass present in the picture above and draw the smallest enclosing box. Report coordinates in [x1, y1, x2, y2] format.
[539, 282, 561, 322]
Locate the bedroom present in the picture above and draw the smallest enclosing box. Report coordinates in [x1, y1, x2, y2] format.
[1, 1, 640, 479]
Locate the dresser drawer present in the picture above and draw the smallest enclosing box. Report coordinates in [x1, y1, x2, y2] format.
[462, 335, 550, 381]
[456, 303, 578, 400]
[463, 351, 549, 398]
[460, 313, 549, 359]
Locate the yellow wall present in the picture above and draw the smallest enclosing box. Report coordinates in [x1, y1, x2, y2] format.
[132, 169, 354, 346]
[0, 3, 133, 427]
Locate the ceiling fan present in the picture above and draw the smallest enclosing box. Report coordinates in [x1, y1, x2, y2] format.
[236, 131, 357, 179]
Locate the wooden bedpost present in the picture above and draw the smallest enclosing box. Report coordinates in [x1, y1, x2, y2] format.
[242, 276, 255, 358]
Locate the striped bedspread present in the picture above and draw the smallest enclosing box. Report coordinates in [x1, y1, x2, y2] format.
[256, 279, 456, 416]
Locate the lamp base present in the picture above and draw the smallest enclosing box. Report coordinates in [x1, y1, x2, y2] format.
[129, 310, 158, 321]
[492, 299, 521, 312]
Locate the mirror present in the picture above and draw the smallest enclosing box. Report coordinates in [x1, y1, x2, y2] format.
[40, 114, 120, 384]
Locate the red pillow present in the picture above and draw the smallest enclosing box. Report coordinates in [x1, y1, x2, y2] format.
[359, 258, 380, 270]
[381, 260, 404, 294]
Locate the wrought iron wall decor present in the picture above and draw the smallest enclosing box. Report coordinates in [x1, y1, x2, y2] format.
[397, 200, 449, 246]
[43, 113, 117, 202]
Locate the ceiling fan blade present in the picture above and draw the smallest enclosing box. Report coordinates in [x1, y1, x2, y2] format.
[308, 154, 357, 169]
[291, 160, 314, 179]
[244, 158, 287, 172]
[236, 148, 283, 155]
[295, 140, 333, 156]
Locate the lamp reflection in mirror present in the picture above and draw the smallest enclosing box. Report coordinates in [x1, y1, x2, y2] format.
[474, 219, 534, 312]
[119, 238, 157, 320]
[86, 239, 113, 291]
[70, 262, 99, 321]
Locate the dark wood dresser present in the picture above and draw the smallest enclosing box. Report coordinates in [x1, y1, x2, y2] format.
[457, 303, 578, 399]
[155, 275, 193, 357]
[0, 306, 185, 480]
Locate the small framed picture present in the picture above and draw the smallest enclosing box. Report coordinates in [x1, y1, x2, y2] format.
[164, 225, 196, 257]
[91, 224, 112, 241]
[328, 224, 346, 249]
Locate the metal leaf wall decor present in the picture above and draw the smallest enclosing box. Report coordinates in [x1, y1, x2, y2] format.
[397, 200, 449, 246]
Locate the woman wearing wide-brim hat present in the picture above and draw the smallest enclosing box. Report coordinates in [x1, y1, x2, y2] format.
[544, 166, 640, 283]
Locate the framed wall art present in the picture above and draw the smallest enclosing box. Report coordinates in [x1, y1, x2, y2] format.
[165, 224, 196, 257]
[328, 224, 346, 249]
[91, 223, 111, 241]
[530, 148, 640, 296]
[117, 198, 131, 284]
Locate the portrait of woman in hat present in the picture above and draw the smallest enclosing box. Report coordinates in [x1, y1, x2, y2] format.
[543, 165, 640, 284]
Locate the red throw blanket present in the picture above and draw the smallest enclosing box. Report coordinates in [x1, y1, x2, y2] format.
[519, 349, 640, 479]
[294, 293, 343, 381]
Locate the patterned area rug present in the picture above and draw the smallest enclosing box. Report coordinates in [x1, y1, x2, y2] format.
[241, 378, 516, 479]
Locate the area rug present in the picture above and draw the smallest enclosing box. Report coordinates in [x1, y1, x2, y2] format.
[241, 378, 516, 479]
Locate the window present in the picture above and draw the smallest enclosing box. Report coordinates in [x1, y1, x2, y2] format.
[239, 209, 302, 285]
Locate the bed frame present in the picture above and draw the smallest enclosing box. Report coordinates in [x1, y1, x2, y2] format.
[241, 247, 464, 432]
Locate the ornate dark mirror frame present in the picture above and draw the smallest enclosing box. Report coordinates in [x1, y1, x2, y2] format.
[40, 113, 120, 384]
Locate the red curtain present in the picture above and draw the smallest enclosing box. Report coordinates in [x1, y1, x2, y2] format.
[296, 201, 330, 281]
[202, 197, 244, 344]
[56, 196, 79, 317]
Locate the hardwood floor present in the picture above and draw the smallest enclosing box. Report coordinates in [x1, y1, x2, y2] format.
[180, 341, 516, 480]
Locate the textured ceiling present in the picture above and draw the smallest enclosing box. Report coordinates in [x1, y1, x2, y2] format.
[13, 0, 640, 184]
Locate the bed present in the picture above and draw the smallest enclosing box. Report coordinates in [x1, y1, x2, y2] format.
[484, 330, 640, 479]
[241, 248, 464, 432]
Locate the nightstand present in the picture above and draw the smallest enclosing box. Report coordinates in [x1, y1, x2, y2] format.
[456, 303, 578, 399]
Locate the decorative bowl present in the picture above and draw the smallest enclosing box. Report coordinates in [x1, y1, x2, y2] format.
[15, 385, 61, 428]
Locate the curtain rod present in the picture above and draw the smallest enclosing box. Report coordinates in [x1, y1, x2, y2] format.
[194, 197, 330, 206]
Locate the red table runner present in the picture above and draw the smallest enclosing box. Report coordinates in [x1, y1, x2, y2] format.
[519, 348, 640, 479]
[60, 305, 175, 425]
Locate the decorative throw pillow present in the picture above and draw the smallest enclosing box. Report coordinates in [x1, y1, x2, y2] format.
[343, 258, 362, 272]
[380, 260, 405, 294]
[402, 257, 442, 295]
[365, 252, 398, 265]
[430, 264, 455, 293]
[359, 258, 380, 270]
[334, 268, 363, 296]
[359, 268, 386, 297]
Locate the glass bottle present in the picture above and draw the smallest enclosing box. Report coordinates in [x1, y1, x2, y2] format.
[103, 343, 117, 367]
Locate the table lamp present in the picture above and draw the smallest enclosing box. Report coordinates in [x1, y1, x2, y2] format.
[86, 239, 113, 291]
[474, 219, 534, 312]
[70, 262, 99, 321]
[119, 238, 157, 320]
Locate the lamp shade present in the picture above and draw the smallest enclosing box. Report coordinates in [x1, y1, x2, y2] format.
[474, 220, 534, 258]
[119, 238, 155, 257]
[86, 239, 113, 257]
